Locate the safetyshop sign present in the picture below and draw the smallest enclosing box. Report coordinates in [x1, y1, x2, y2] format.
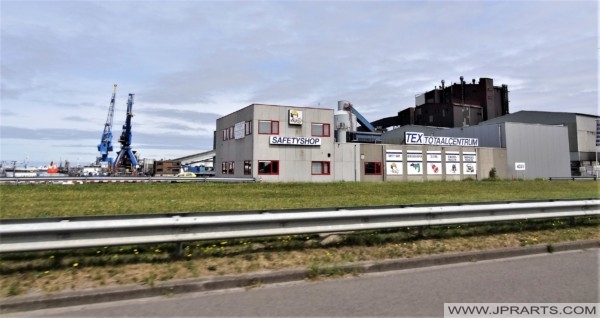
[405, 132, 479, 147]
[269, 136, 322, 146]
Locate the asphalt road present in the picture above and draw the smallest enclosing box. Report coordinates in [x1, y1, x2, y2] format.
[6, 249, 599, 317]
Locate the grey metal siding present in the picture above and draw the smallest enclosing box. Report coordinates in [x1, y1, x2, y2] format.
[504, 122, 570, 179]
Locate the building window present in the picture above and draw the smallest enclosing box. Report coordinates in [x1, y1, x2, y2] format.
[223, 129, 227, 141]
[311, 123, 330, 137]
[221, 161, 235, 174]
[311, 161, 330, 175]
[244, 160, 252, 175]
[364, 162, 382, 175]
[258, 120, 279, 134]
[245, 121, 252, 135]
[258, 160, 279, 175]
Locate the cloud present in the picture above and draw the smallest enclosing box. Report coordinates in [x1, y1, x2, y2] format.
[1, 0, 597, 164]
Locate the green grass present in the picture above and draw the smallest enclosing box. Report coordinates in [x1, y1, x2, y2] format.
[0, 180, 598, 297]
[1, 180, 598, 218]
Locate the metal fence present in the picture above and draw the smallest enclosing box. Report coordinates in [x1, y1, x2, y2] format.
[1, 199, 598, 253]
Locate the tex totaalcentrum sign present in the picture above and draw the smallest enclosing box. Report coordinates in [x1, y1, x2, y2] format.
[405, 132, 479, 147]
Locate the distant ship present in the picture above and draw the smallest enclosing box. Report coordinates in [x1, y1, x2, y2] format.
[47, 161, 58, 174]
[8, 166, 38, 177]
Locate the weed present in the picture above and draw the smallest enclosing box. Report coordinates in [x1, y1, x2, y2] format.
[243, 278, 263, 290]
[308, 263, 322, 279]
[160, 265, 178, 281]
[93, 271, 104, 281]
[488, 168, 497, 179]
[142, 273, 157, 286]
[307, 263, 345, 279]
[184, 260, 198, 276]
[6, 282, 21, 296]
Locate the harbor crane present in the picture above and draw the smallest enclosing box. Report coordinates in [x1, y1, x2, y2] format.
[113, 93, 139, 174]
[97, 84, 117, 166]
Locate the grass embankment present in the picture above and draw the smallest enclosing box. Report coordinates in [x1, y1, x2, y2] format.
[1, 180, 598, 218]
[0, 180, 598, 297]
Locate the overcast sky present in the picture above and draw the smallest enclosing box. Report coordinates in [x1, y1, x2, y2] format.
[1, 0, 597, 166]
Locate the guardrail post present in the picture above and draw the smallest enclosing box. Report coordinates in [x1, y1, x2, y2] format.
[416, 226, 424, 238]
[174, 242, 183, 257]
[569, 216, 576, 226]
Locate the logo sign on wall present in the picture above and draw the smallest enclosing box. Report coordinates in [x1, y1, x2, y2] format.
[445, 151, 460, 175]
[515, 162, 526, 171]
[386, 150, 403, 175]
[427, 151, 442, 175]
[289, 109, 303, 125]
[406, 150, 423, 175]
[463, 151, 477, 175]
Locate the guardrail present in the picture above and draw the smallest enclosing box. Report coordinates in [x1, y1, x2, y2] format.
[1, 199, 598, 253]
[549, 176, 598, 181]
[0, 176, 256, 184]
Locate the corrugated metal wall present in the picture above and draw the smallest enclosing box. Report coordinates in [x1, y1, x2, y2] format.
[504, 122, 570, 178]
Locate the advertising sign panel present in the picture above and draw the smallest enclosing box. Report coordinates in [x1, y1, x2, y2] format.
[406, 150, 423, 175]
[445, 151, 460, 175]
[386, 150, 403, 175]
[427, 151, 442, 175]
[463, 151, 477, 175]
[234, 122, 245, 139]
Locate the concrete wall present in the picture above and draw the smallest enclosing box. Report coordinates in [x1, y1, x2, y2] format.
[334, 143, 359, 182]
[477, 147, 508, 180]
[359, 144, 384, 182]
[215, 106, 255, 178]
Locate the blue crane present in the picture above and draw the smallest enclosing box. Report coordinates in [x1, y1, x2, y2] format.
[113, 93, 139, 173]
[97, 84, 117, 166]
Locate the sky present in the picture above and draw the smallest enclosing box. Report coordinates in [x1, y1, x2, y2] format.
[1, 0, 597, 167]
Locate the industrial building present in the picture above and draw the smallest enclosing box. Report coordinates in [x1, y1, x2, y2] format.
[371, 77, 510, 130]
[216, 104, 335, 182]
[215, 102, 580, 181]
[214, 76, 598, 182]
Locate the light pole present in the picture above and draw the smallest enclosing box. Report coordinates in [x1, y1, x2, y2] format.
[594, 118, 600, 178]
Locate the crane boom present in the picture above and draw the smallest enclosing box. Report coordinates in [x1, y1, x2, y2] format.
[97, 84, 117, 165]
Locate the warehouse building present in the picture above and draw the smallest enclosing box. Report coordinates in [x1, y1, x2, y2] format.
[481, 111, 599, 176]
[381, 122, 571, 179]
